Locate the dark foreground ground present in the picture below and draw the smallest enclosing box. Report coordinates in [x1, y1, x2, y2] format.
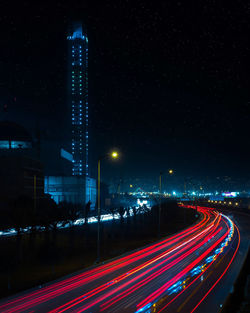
[0, 202, 197, 298]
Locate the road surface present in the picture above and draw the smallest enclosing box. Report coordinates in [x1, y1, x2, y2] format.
[0, 206, 242, 312]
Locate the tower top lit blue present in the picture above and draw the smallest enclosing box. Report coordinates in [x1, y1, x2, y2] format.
[67, 22, 88, 42]
[68, 22, 89, 176]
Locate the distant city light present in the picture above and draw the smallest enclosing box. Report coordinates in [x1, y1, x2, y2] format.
[222, 192, 239, 198]
[137, 199, 148, 207]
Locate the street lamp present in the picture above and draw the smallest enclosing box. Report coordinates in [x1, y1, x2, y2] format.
[111, 151, 118, 158]
[97, 150, 119, 263]
[158, 169, 174, 238]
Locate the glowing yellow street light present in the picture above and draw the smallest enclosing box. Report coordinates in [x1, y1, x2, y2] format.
[169, 169, 173, 175]
[111, 151, 118, 159]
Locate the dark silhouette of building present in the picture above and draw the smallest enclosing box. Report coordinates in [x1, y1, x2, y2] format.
[0, 121, 44, 201]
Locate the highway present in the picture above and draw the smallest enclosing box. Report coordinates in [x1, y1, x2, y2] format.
[0, 206, 241, 313]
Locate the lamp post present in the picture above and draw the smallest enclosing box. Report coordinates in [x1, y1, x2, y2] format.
[96, 150, 119, 263]
[158, 169, 174, 238]
[158, 172, 162, 238]
[33, 175, 37, 211]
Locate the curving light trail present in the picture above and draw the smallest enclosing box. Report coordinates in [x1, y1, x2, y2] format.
[0, 206, 240, 313]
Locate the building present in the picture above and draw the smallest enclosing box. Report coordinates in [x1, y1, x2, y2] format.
[44, 22, 96, 209]
[0, 22, 96, 209]
[67, 22, 89, 177]
[44, 176, 96, 207]
[0, 121, 44, 201]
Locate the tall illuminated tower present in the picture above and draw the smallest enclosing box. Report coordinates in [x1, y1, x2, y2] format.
[67, 22, 89, 176]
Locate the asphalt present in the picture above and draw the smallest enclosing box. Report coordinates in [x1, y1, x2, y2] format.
[193, 209, 250, 313]
[0, 206, 247, 313]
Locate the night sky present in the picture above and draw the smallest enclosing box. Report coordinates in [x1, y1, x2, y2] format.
[1, 1, 249, 189]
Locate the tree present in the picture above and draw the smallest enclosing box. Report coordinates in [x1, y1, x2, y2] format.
[37, 198, 60, 230]
[109, 207, 116, 219]
[132, 206, 137, 217]
[126, 207, 131, 217]
[118, 206, 125, 223]
[9, 195, 34, 233]
[58, 201, 81, 227]
[84, 201, 91, 224]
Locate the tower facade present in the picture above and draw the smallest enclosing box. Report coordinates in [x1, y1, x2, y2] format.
[67, 22, 89, 176]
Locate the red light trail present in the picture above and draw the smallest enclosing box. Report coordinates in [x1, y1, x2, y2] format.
[0, 206, 240, 313]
